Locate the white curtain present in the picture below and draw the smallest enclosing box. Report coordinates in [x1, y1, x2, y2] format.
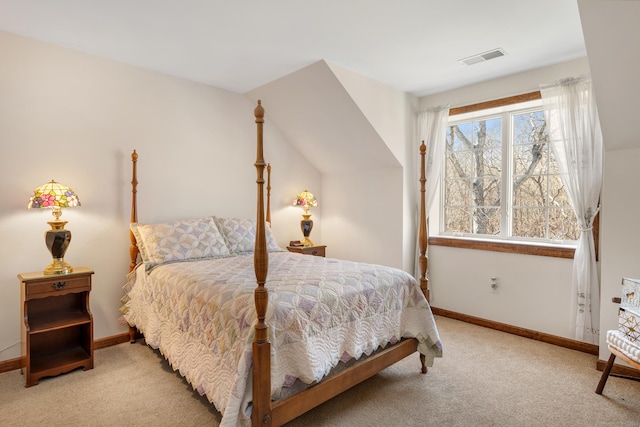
[418, 105, 450, 216]
[541, 76, 603, 344]
[414, 105, 450, 282]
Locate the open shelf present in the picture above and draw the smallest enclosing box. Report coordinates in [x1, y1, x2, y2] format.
[29, 310, 91, 334]
[30, 346, 92, 379]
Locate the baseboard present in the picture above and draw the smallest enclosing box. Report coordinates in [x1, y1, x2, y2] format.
[0, 357, 23, 374]
[0, 332, 131, 374]
[431, 306, 599, 355]
[94, 332, 131, 350]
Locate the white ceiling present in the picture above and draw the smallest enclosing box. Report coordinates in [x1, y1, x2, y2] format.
[0, 0, 587, 97]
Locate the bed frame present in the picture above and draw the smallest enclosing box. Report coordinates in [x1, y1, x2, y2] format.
[127, 100, 431, 426]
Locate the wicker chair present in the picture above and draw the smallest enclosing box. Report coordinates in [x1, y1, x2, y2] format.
[596, 277, 640, 394]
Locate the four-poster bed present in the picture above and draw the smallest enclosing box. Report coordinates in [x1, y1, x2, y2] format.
[120, 100, 441, 427]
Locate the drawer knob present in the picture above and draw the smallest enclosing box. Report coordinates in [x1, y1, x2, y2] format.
[52, 281, 67, 290]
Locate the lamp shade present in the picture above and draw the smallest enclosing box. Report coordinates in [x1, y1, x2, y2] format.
[292, 190, 317, 214]
[28, 180, 80, 275]
[28, 180, 81, 212]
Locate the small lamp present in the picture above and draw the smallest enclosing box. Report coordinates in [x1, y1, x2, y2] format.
[28, 180, 81, 275]
[292, 189, 318, 247]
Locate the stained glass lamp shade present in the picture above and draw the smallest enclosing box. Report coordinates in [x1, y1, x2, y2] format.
[292, 190, 318, 246]
[28, 180, 81, 275]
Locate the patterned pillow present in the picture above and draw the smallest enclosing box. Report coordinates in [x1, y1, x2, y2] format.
[131, 216, 230, 270]
[214, 217, 282, 255]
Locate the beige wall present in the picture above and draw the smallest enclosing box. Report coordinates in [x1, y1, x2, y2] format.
[247, 60, 419, 271]
[599, 148, 640, 358]
[0, 31, 320, 362]
[323, 62, 418, 270]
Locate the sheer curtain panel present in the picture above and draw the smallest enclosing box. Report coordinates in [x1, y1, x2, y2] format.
[541, 76, 603, 344]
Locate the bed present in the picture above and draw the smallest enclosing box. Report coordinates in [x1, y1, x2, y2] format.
[120, 100, 442, 427]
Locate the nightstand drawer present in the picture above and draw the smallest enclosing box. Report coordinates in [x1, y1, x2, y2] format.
[25, 276, 90, 297]
[287, 245, 326, 257]
[305, 246, 325, 257]
[19, 267, 93, 299]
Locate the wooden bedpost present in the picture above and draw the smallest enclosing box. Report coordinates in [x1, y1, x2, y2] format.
[418, 141, 430, 303]
[129, 149, 139, 273]
[252, 100, 272, 427]
[129, 149, 140, 343]
[266, 163, 272, 226]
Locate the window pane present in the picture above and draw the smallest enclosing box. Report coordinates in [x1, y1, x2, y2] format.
[445, 179, 471, 206]
[449, 123, 473, 151]
[512, 208, 546, 239]
[479, 148, 501, 177]
[472, 207, 500, 235]
[549, 208, 580, 241]
[513, 175, 548, 207]
[513, 143, 550, 176]
[473, 177, 501, 207]
[548, 175, 572, 206]
[446, 150, 474, 177]
[483, 118, 502, 148]
[513, 111, 548, 145]
[445, 207, 471, 233]
[445, 117, 503, 237]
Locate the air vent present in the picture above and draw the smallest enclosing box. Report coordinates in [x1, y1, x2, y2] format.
[459, 48, 506, 66]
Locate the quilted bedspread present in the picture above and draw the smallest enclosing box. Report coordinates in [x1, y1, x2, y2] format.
[121, 252, 442, 427]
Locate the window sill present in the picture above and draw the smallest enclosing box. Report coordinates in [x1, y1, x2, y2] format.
[428, 236, 575, 259]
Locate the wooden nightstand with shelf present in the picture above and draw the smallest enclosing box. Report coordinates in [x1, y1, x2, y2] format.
[18, 267, 94, 387]
[287, 244, 327, 257]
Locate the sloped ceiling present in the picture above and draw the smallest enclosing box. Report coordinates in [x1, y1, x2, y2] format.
[247, 61, 400, 174]
[578, 0, 640, 151]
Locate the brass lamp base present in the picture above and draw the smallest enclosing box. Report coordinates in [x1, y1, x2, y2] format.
[44, 220, 73, 275]
[300, 215, 314, 247]
[44, 258, 73, 275]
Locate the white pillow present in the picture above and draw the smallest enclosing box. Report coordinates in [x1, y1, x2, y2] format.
[131, 216, 230, 270]
[214, 217, 282, 255]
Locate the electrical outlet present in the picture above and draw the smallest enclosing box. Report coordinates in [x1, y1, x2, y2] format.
[490, 277, 499, 293]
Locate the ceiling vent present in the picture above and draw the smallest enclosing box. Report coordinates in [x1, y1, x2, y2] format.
[459, 48, 506, 66]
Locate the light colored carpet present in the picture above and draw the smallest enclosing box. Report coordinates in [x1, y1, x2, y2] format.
[1, 316, 639, 426]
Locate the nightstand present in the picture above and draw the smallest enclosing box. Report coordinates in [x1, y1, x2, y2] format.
[287, 245, 327, 257]
[18, 267, 94, 387]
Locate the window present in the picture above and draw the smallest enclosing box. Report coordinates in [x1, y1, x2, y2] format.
[441, 95, 579, 245]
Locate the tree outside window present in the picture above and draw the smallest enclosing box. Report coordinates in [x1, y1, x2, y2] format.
[443, 101, 579, 243]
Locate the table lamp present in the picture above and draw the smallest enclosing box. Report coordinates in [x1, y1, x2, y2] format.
[28, 180, 81, 275]
[292, 189, 318, 247]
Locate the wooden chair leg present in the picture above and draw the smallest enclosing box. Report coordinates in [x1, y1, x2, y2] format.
[596, 353, 616, 395]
